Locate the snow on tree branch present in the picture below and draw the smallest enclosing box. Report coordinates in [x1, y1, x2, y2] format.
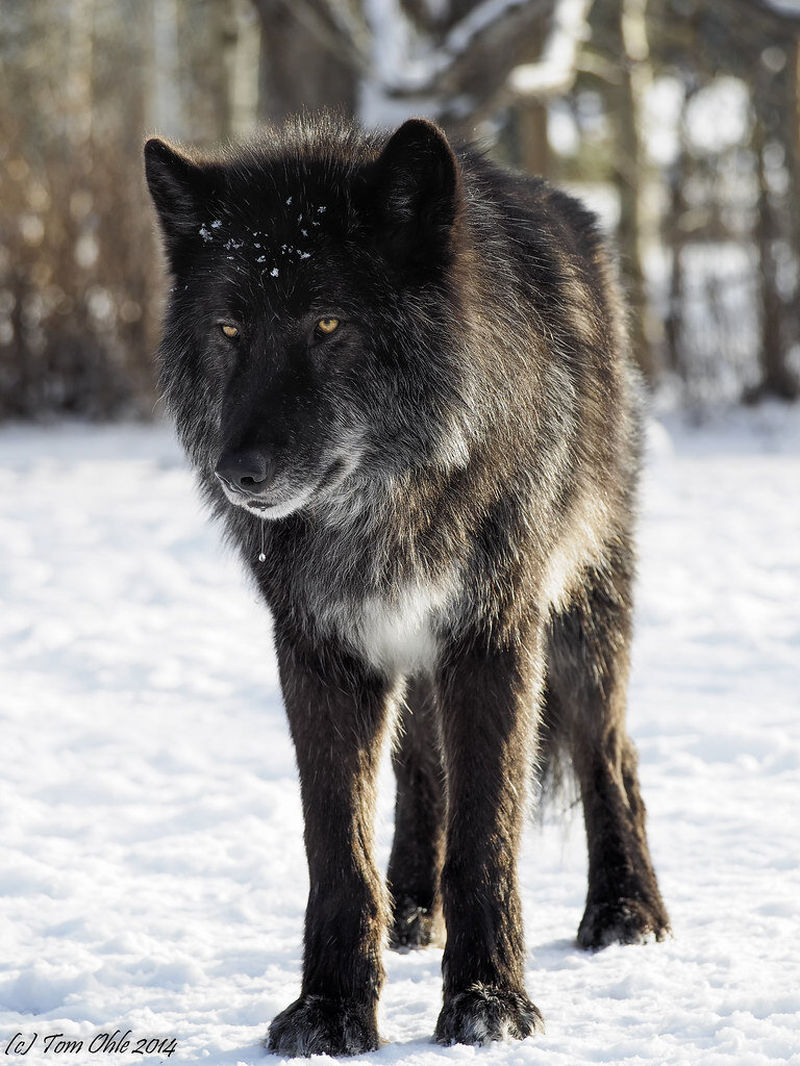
[507, 0, 593, 98]
[361, 0, 556, 124]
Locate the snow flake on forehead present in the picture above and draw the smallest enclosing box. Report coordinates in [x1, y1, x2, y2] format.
[194, 195, 333, 281]
[199, 219, 223, 242]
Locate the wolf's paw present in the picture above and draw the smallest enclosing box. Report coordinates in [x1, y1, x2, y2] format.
[577, 897, 671, 951]
[389, 896, 442, 950]
[266, 995, 379, 1057]
[434, 984, 544, 1046]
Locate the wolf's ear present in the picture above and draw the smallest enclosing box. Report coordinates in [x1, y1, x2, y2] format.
[144, 138, 214, 249]
[369, 118, 461, 266]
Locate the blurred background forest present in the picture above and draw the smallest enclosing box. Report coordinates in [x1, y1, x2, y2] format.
[2, 0, 800, 420]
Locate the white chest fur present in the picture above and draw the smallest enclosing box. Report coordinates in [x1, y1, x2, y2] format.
[323, 575, 459, 676]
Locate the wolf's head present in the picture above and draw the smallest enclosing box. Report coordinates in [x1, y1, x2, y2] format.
[145, 116, 471, 522]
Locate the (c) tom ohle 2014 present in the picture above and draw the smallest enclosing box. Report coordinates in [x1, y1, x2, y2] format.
[145, 113, 670, 1056]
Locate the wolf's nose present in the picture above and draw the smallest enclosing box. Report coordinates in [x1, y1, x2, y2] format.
[215, 450, 272, 495]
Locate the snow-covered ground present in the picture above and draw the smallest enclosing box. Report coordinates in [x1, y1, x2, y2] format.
[1, 405, 798, 1065]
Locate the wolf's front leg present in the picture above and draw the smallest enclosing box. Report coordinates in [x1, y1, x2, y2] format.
[267, 631, 393, 1057]
[387, 676, 446, 950]
[433, 632, 545, 1046]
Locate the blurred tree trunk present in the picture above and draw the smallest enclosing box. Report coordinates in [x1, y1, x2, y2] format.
[252, 0, 358, 122]
[748, 46, 800, 401]
[752, 117, 780, 398]
[507, 34, 551, 177]
[69, 0, 94, 147]
[207, 0, 239, 140]
[663, 167, 685, 380]
[152, 0, 184, 139]
[785, 39, 800, 316]
[607, 0, 657, 384]
[778, 36, 800, 395]
[175, 0, 240, 143]
[663, 81, 696, 380]
[516, 102, 549, 176]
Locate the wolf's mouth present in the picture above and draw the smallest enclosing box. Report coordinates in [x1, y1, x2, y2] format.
[222, 456, 351, 520]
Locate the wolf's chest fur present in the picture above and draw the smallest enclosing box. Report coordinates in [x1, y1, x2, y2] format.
[290, 510, 459, 675]
[321, 574, 460, 675]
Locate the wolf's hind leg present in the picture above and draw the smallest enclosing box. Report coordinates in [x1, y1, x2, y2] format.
[547, 557, 671, 951]
[387, 676, 446, 949]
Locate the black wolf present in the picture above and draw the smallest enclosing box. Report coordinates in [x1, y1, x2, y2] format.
[144, 115, 669, 1056]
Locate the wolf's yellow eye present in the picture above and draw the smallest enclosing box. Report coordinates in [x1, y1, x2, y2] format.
[220, 324, 239, 339]
[316, 317, 339, 335]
